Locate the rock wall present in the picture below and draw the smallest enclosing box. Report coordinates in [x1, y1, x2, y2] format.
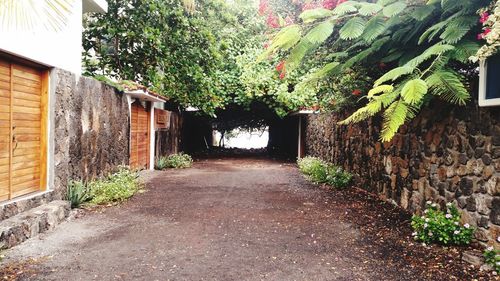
[305, 101, 500, 248]
[52, 69, 130, 199]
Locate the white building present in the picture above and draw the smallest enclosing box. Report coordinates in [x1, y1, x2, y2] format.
[0, 0, 107, 74]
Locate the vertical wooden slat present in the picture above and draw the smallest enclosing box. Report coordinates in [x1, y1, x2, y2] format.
[8, 63, 12, 200]
[39, 70, 48, 191]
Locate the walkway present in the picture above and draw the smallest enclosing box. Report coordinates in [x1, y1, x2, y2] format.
[1, 158, 486, 280]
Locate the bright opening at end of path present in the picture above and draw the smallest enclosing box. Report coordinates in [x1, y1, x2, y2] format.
[213, 127, 269, 149]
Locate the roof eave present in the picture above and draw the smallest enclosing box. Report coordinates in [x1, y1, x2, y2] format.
[83, 0, 108, 13]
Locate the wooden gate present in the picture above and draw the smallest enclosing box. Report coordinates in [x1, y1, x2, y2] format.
[0, 57, 48, 201]
[130, 101, 149, 169]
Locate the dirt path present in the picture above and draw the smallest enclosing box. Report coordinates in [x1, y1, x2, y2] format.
[0, 158, 492, 280]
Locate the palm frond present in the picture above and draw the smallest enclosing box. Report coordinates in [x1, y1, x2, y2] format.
[0, 0, 74, 32]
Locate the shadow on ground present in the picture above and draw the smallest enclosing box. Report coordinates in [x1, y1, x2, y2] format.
[0, 158, 494, 280]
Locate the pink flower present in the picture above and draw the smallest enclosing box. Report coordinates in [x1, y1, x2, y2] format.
[480, 12, 489, 24]
[258, 0, 269, 16]
[276, 60, 286, 72]
[276, 61, 286, 79]
[322, 0, 337, 10]
[266, 13, 280, 29]
[279, 71, 286, 80]
[478, 28, 492, 40]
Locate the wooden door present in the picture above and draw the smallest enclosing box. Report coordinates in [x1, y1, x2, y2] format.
[0, 57, 48, 202]
[130, 101, 149, 169]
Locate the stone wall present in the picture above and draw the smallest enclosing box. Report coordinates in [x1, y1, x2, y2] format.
[52, 69, 130, 199]
[305, 101, 500, 248]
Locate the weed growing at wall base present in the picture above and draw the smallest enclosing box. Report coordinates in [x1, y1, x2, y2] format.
[89, 168, 142, 205]
[411, 202, 474, 246]
[297, 156, 352, 189]
[67, 168, 142, 207]
[156, 153, 193, 169]
[66, 180, 90, 208]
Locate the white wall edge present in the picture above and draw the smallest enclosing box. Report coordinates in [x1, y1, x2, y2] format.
[149, 103, 155, 170]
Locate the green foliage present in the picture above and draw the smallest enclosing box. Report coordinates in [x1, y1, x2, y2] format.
[156, 156, 169, 170]
[67, 168, 141, 206]
[339, 17, 366, 40]
[88, 168, 142, 205]
[297, 156, 352, 189]
[66, 180, 90, 208]
[411, 202, 474, 246]
[83, 0, 264, 115]
[483, 247, 500, 273]
[264, 0, 489, 141]
[159, 153, 193, 169]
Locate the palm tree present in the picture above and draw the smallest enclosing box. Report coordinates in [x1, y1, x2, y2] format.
[0, 0, 74, 32]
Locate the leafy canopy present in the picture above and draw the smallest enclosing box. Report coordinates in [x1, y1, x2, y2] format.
[263, 0, 488, 141]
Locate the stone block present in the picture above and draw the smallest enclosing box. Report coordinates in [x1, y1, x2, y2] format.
[477, 195, 492, 216]
[460, 178, 474, 196]
[490, 197, 500, 225]
[466, 196, 477, 212]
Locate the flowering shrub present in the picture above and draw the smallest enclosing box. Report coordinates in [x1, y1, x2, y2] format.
[484, 246, 500, 274]
[411, 202, 474, 246]
[471, 1, 500, 62]
[297, 156, 352, 188]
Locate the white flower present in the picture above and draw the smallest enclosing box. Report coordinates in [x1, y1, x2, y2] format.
[487, 246, 494, 251]
[422, 243, 427, 247]
[426, 201, 432, 205]
[412, 232, 418, 236]
[454, 221, 459, 226]
[497, 236, 500, 243]
[446, 202, 452, 207]
[493, 271, 497, 276]
[431, 203, 437, 208]
[424, 209, 429, 214]
[464, 223, 470, 229]
[425, 218, 430, 222]
[424, 223, 428, 228]
[454, 230, 460, 235]
[428, 232, 433, 237]
[445, 214, 452, 219]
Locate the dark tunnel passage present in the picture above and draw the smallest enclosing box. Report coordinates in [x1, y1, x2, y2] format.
[181, 102, 306, 160]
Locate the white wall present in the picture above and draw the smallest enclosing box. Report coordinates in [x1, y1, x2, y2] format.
[0, 2, 84, 74]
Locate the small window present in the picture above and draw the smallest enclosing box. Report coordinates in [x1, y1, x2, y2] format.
[479, 53, 500, 106]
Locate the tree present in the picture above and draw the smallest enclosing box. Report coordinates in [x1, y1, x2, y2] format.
[83, 0, 266, 115]
[263, 0, 489, 141]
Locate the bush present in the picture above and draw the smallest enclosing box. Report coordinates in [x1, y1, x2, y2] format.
[325, 165, 353, 189]
[297, 156, 352, 188]
[156, 156, 169, 170]
[158, 153, 193, 169]
[484, 247, 499, 274]
[66, 180, 90, 208]
[88, 168, 141, 205]
[411, 202, 474, 246]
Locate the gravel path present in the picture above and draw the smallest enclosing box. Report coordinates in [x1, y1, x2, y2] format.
[0, 158, 494, 280]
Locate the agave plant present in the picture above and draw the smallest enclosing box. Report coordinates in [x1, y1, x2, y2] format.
[0, 0, 74, 32]
[263, 0, 490, 141]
